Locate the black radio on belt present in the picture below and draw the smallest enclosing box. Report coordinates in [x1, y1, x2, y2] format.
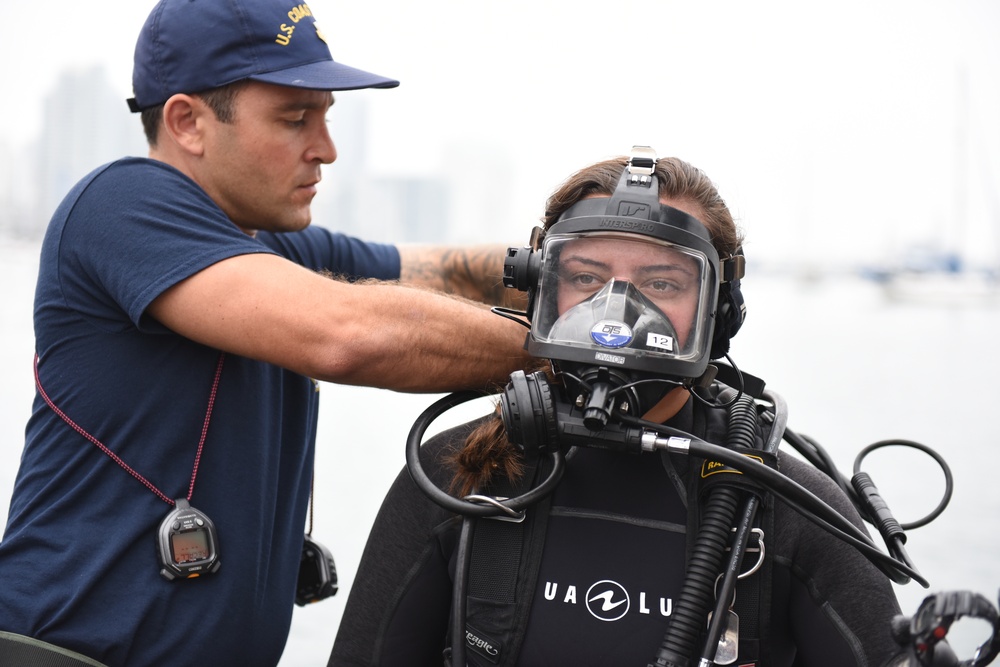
[157, 499, 221, 581]
[295, 534, 338, 606]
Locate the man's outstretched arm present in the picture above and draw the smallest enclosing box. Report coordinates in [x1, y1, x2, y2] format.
[148, 252, 530, 392]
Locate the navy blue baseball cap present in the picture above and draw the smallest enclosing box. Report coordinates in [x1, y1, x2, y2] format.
[127, 0, 399, 112]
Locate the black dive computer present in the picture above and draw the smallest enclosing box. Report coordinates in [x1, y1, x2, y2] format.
[295, 534, 338, 605]
[157, 498, 221, 580]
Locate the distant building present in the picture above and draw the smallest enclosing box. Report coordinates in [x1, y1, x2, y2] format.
[0, 141, 37, 238]
[2, 68, 514, 247]
[441, 143, 515, 244]
[0, 66, 146, 239]
[310, 96, 455, 244]
[33, 66, 147, 238]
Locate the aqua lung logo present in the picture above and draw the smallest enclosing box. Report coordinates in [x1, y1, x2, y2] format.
[590, 320, 633, 348]
[543, 579, 674, 622]
[586, 580, 630, 621]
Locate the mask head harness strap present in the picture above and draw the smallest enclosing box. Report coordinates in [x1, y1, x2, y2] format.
[606, 144, 660, 220]
[714, 249, 746, 360]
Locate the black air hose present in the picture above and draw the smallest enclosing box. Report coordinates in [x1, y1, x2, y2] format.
[726, 393, 758, 451]
[652, 391, 757, 667]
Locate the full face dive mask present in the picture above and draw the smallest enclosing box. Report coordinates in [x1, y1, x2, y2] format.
[504, 147, 740, 384]
[531, 234, 715, 381]
[500, 146, 746, 442]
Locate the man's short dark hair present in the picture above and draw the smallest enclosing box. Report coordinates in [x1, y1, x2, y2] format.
[140, 80, 250, 146]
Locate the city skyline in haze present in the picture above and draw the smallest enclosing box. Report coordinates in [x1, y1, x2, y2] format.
[1, 0, 998, 269]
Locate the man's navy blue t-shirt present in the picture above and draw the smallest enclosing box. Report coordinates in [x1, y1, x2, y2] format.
[0, 158, 399, 666]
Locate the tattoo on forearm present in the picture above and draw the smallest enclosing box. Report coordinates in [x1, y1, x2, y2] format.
[401, 247, 516, 307]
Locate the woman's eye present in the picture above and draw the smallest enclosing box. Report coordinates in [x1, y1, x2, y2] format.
[644, 278, 687, 296]
[570, 273, 604, 289]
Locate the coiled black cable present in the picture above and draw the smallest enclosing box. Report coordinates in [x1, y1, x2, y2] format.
[652, 391, 757, 667]
[853, 439, 952, 531]
[655, 488, 740, 667]
[405, 390, 564, 517]
[698, 392, 772, 664]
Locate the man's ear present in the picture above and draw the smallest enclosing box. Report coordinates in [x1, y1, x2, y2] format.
[161, 94, 209, 156]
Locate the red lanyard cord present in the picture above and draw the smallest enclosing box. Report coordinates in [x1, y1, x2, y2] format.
[33, 352, 226, 506]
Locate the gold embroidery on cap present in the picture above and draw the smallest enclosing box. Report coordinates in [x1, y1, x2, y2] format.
[275, 4, 314, 46]
[276, 24, 294, 45]
[287, 4, 313, 23]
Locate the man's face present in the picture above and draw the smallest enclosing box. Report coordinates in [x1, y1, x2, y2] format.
[198, 81, 336, 235]
[555, 236, 703, 347]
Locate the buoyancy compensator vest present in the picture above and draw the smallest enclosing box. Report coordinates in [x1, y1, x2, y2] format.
[449, 384, 777, 667]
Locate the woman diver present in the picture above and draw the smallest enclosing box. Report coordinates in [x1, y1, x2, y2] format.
[328, 148, 912, 666]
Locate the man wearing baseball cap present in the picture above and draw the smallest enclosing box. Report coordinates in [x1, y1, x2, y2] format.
[0, 1, 530, 665]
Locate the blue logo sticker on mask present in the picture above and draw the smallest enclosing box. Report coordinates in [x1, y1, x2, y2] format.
[590, 320, 633, 348]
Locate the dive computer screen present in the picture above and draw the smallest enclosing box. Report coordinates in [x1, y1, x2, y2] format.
[172, 530, 210, 564]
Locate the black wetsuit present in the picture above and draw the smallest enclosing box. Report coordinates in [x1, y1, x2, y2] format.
[330, 398, 903, 667]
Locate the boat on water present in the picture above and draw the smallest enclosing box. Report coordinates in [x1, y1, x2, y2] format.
[861, 67, 1000, 308]
[862, 245, 1000, 307]
[881, 268, 1000, 306]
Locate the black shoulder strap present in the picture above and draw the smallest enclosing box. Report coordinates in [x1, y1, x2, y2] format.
[457, 455, 552, 667]
[733, 487, 775, 666]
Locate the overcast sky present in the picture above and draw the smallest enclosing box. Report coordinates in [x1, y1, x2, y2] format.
[2, 0, 998, 265]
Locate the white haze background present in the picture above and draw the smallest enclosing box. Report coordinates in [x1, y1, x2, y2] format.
[0, 1, 999, 665]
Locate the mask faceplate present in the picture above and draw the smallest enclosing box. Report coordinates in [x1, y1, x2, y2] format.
[528, 231, 719, 380]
